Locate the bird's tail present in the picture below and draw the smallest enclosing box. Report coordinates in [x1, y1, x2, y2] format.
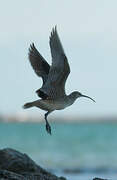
[23, 102, 34, 109]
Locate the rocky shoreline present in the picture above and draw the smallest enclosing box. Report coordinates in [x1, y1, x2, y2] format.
[0, 148, 109, 180]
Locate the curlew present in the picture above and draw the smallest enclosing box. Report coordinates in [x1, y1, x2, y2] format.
[23, 27, 95, 135]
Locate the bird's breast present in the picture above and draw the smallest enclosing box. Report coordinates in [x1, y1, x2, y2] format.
[41, 99, 68, 111]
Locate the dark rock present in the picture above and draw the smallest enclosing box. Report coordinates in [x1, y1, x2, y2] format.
[0, 169, 27, 180]
[93, 178, 108, 180]
[63, 168, 83, 174]
[0, 148, 110, 180]
[0, 148, 66, 180]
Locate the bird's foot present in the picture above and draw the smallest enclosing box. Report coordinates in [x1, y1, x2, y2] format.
[45, 122, 51, 135]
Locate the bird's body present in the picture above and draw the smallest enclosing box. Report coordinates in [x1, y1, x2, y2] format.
[23, 27, 95, 134]
[24, 94, 76, 111]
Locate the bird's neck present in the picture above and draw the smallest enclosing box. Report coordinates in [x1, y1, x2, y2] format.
[67, 93, 78, 106]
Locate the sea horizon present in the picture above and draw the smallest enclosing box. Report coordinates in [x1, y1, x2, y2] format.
[1, 113, 117, 123]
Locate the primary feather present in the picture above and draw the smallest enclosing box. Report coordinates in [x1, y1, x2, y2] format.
[40, 27, 70, 99]
[28, 43, 50, 99]
[28, 43, 50, 84]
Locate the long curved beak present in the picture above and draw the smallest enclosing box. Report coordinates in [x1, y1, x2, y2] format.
[81, 94, 95, 102]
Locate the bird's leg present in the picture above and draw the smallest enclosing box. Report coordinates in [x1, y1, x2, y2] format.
[44, 111, 52, 135]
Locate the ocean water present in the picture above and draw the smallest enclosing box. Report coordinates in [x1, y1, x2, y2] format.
[0, 121, 117, 180]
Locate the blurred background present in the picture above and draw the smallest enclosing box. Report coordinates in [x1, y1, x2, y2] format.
[0, 0, 117, 180]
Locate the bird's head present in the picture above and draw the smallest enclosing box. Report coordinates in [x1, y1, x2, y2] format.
[70, 91, 95, 102]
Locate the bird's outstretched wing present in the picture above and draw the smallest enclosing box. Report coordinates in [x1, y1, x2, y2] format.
[40, 27, 70, 99]
[28, 43, 50, 84]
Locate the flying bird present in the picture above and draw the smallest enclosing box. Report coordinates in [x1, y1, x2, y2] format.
[23, 27, 95, 135]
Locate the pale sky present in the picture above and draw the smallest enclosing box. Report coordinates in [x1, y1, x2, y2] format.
[1, 0, 117, 118]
